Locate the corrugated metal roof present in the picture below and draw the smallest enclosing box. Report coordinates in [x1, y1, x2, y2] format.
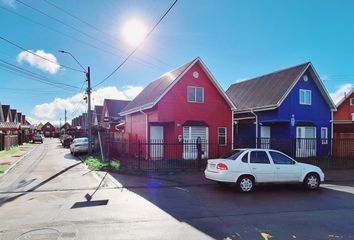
[121, 59, 196, 114]
[226, 63, 310, 111]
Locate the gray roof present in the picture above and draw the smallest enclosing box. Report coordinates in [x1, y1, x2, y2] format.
[226, 62, 335, 112]
[121, 59, 196, 114]
[103, 99, 130, 117]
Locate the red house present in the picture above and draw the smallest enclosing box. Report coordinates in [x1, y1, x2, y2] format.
[41, 122, 56, 137]
[333, 88, 354, 134]
[120, 57, 236, 160]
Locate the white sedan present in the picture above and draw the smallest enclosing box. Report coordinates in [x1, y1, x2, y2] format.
[204, 149, 325, 192]
[70, 137, 89, 156]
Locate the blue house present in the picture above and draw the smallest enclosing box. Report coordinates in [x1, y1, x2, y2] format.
[226, 62, 336, 158]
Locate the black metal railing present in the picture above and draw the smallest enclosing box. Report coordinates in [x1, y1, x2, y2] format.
[95, 133, 354, 172]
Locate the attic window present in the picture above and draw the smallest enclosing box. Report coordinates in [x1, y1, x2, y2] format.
[350, 98, 354, 106]
[303, 75, 309, 82]
[188, 86, 204, 103]
[299, 89, 311, 105]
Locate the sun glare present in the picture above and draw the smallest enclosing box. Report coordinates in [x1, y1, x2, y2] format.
[122, 19, 148, 47]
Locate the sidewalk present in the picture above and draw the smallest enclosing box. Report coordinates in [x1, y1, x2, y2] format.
[0, 143, 37, 174]
[95, 169, 354, 189]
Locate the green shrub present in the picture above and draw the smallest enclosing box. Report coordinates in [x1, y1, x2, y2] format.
[0, 146, 20, 157]
[84, 155, 120, 171]
[0, 165, 7, 173]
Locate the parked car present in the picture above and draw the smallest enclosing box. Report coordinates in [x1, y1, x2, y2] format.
[32, 134, 43, 144]
[204, 149, 325, 192]
[70, 137, 89, 156]
[61, 134, 73, 148]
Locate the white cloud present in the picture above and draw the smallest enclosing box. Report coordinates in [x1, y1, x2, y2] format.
[1, 0, 15, 7]
[17, 50, 60, 74]
[31, 85, 143, 120]
[330, 83, 353, 104]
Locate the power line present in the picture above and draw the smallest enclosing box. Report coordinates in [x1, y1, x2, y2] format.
[93, 0, 178, 88]
[0, 6, 165, 72]
[42, 0, 173, 68]
[0, 35, 84, 73]
[0, 58, 80, 90]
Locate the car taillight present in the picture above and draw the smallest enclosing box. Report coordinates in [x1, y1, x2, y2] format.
[216, 163, 228, 170]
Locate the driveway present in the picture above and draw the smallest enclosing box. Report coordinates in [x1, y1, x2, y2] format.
[1, 138, 354, 239]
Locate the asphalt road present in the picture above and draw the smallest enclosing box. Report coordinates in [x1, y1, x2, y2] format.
[0, 138, 354, 240]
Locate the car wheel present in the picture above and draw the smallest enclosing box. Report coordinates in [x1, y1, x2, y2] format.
[237, 176, 255, 193]
[304, 173, 320, 190]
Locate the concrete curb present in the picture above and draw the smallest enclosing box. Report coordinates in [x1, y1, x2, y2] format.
[4, 144, 39, 174]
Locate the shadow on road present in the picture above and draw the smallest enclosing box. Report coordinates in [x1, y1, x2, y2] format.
[0, 162, 82, 207]
[109, 172, 354, 239]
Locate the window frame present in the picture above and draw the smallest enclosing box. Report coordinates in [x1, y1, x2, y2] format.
[218, 127, 227, 146]
[321, 127, 328, 144]
[249, 150, 271, 164]
[187, 86, 204, 103]
[352, 113, 354, 121]
[299, 89, 312, 105]
[350, 98, 354, 106]
[269, 151, 295, 165]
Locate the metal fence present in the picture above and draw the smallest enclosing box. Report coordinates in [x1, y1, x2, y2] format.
[96, 133, 354, 172]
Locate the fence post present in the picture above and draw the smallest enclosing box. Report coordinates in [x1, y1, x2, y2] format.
[138, 140, 142, 171]
[196, 137, 202, 171]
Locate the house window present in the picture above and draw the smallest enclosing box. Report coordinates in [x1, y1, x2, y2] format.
[352, 113, 354, 121]
[188, 87, 204, 103]
[350, 98, 354, 106]
[321, 127, 328, 144]
[218, 127, 227, 145]
[299, 89, 312, 105]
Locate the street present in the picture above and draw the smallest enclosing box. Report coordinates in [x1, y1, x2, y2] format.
[1, 139, 354, 240]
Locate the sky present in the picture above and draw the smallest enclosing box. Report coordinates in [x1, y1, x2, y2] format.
[0, 0, 353, 126]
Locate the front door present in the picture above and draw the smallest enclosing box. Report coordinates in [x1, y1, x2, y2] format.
[260, 126, 271, 149]
[296, 127, 316, 157]
[150, 126, 164, 160]
[183, 126, 208, 160]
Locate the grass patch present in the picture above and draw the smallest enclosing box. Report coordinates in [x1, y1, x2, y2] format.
[84, 155, 120, 171]
[0, 146, 20, 158]
[0, 165, 7, 173]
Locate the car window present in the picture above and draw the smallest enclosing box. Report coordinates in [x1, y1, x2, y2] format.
[250, 151, 270, 164]
[226, 150, 244, 160]
[241, 152, 248, 163]
[270, 151, 294, 165]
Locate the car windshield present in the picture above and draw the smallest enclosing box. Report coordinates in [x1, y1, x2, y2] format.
[226, 150, 245, 160]
[75, 138, 88, 143]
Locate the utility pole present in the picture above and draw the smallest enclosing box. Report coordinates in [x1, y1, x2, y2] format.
[64, 109, 67, 135]
[86, 67, 92, 154]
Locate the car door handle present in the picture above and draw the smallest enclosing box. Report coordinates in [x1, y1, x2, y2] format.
[276, 167, 280, 170]
[252, 167, 257, 170]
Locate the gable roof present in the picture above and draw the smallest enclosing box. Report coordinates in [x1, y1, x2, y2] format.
[2, 105, 10, 121]
[226, 62, 336, 112]
[103, 99, 131, 117]
[10, 109, 17, 122]
[42, 122, 55, 130]
[0, 102, 4, 122]
[120, 57, 236, 115]
[94, 105, 103, 120]
[335, 88, 354, 107]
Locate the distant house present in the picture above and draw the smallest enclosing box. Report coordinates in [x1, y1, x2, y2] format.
[0, 102, 4, 122]
[101, 99, 130, 132]
[60, 122, 72, 133]
[93, 105, 103, 126]
[41, 122, 56, 137]
[226, 62, 336, 158]
[2, 105, 12, 122]
[333, 88, 354, 134]
[120, 57, 236, 160]
[10, 109, 17, 123]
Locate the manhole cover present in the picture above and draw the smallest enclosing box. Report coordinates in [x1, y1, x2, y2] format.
[16, 228, 60, 240]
